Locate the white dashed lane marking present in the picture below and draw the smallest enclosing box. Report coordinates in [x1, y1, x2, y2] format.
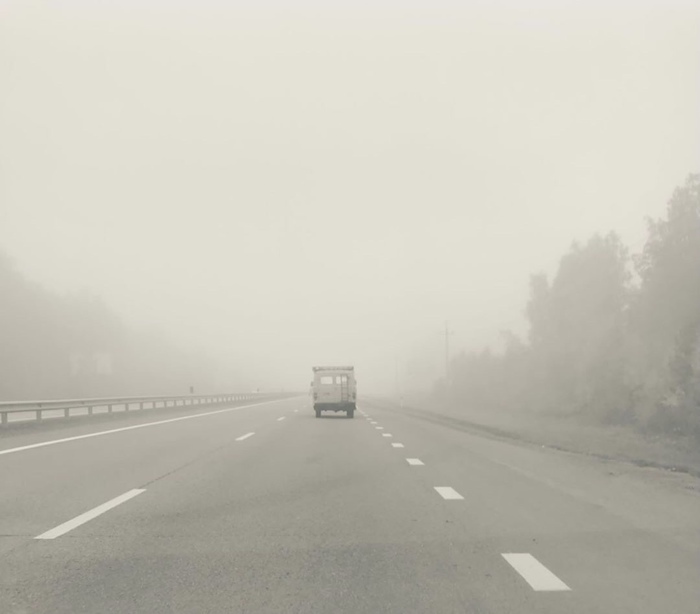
[391, 443, 404, 448]
[434, 487, 464, 500]
[501, 554, 571, 591]
[277, 417, 285, 421]
[382, 433, 393, 437]
[36, 489, 146, 539]
[0, 400, 277, 457]
[235, 432, 255, 441]
[406, 458, 424, 466]
[375, 426, 384, 430]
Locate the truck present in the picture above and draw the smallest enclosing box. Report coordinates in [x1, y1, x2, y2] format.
[311, 366, 357, 418]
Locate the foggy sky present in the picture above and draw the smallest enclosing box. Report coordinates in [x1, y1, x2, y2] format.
[1, 0, 699, 392]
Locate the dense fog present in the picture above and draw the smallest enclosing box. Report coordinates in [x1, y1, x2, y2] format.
[439, 175, 700, 438]
[1, 1, 699, 416]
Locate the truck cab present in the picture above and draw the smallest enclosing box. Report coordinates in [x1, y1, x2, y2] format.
[311, 366, 357, 418]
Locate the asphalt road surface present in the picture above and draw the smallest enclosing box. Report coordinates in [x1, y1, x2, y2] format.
[1, 395, 699, 613]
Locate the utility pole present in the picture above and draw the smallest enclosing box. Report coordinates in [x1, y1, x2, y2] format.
[394, 356, 404, 407]
[443, 321, 454, 383]
[394, 356, 399, 399]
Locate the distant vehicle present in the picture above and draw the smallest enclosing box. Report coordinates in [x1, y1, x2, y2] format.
[311, 366, 357, 418]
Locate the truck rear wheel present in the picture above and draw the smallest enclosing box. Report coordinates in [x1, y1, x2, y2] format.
[347, 408, 354, 419]
[315, 408, 321, 418]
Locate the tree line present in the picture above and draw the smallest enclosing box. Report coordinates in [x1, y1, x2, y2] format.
[0, 252, 231, 400]
[439, 174, 700, 438]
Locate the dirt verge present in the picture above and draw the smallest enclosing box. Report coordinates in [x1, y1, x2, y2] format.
[368, 395, 700, 478]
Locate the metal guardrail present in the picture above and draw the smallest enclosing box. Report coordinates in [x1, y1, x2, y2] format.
[0, 393, 276, 426]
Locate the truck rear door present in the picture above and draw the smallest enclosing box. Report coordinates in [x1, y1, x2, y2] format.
[317, 373, 342, 404]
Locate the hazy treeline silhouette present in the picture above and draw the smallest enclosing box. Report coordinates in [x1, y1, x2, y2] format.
[0, 253, 233, 400]
[440, 174, 700, 438]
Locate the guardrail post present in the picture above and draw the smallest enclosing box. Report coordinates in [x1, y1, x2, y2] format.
[0, 393, 274, 428]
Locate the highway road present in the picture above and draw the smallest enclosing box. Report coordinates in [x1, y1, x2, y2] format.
[1, 395, 699, 613]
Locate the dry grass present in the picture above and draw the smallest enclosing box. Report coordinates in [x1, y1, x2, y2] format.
[379, 394, 700, 477]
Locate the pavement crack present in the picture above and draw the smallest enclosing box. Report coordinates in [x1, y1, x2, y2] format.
[139, 436, 254, 488]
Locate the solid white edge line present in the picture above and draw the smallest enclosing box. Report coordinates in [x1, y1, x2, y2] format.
[434, 486, 464, 500]
[36, 489, 146, 539]
[501, 553, 571, 591]
[235, 432, 255, 441]
[406, 458, 424, 465]
[0, 399, 281, 457]
[391, 443, 404, 448]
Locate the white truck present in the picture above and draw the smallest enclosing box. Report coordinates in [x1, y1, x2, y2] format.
[311, 366, 357, 418]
